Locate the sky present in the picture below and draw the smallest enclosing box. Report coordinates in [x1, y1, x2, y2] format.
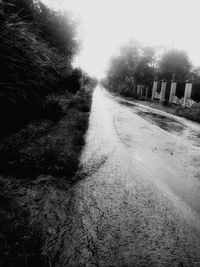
[42, 0, 200, 78]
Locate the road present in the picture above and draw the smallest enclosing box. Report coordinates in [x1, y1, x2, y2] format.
[60, 87, 200, 267]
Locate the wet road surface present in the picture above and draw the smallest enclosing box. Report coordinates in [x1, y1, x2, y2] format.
[60, 87, 200, 267]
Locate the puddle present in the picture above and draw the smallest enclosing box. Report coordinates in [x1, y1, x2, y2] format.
[136, 110, 186, 133]
[118, 100, 136, 107]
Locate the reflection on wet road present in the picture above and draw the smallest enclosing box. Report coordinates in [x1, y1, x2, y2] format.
[61, 87, 200, 267]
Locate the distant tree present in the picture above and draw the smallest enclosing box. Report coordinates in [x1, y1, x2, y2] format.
[191, 66, 200, 82]
[0, 0, 80, 133]
[83, 73, 98, 88]
[3, 0, 79, 59]
[106, 41, 140, 91]
[35, 2, 79, 58]
[106, 41, 156, 94]
[158, 49, 191, 81]
[134, 46, 156, 85]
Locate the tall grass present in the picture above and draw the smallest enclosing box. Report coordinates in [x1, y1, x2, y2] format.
[176, 103, 200, 123]
[0, 0, 78, 135]
[0, 1, 97, 266]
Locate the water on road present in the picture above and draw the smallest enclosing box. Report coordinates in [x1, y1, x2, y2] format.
[60, 87, 200, 267]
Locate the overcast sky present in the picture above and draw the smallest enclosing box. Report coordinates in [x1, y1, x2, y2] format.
[43, 0, 200, 78]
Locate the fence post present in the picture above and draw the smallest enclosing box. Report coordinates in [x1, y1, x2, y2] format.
[183, 80, 193, 107]
[160, 80, 167, 101]
[151, 81, 158, 100]
[169, 81, 177, 103]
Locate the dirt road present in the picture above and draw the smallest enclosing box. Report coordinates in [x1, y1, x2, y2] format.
[60, 87, 200, 267]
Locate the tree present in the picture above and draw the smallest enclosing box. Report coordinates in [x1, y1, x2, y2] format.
[106, 40, 156, 94]
[191, 66, 200, 82]
[134, 46, 156, 85]
[0, 0, 80, 133]
[35, 2, 79, 58]
[158, 49, 191, 81]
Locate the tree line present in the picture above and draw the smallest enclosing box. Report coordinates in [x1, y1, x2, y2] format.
[102, 40, 198, 95]
[0, 0, 96, 135]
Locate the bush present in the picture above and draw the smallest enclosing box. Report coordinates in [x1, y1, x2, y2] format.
[61, 68, 82, 94]
[41, 95, 66, 121]
[0, 87, 93, 180]
[0, 0, 78, 135]
[0, 177, 45, 266]
[69, 90, 92, 112]
[176, 103, 200, 123]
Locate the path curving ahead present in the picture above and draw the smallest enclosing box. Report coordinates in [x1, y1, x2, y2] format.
[60, 87, 200, 267]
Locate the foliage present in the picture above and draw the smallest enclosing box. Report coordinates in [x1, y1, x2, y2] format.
[176, 103, 200, 123]
[35, 1, 79, 57]
[134, 46, 156, 84]
[191, 66, 200, 82]
[0, 1, 95, 266]
[69, 89, 92, 112]
[0, 176, 46, 267]
[60, 68, 82, 94]
[105, 41, 193, 98]
[83, 73, 98, 89]
[0, 87, 93, 180]
[41, 95, 67, 121]
[0, 0, 78, 135]
[158, 49, 191, 81]
[105, 40, 156, 94]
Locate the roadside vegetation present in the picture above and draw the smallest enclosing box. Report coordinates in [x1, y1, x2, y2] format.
[102, 40, 192, 97]
[102, 39, 200, 123]
[101, 40, 156, 97]
[0, 0, 97, 266]
[175, 103, 200, 123]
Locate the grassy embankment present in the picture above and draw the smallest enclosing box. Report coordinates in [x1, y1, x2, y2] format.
[0, 1, 96, 266]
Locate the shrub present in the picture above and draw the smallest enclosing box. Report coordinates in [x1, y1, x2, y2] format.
[41, 95, 66, 121]
[0, 0, 78, 135]
[176, 103, 200, 123]
[69, 89, 92, 112]
[0, 176, 47, 266]
[61, 68, 82, 94]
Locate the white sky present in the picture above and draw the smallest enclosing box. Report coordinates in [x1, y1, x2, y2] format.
[43, 0, 200, 78]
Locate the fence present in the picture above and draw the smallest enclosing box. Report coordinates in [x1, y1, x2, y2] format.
[137, 80, 200, 108]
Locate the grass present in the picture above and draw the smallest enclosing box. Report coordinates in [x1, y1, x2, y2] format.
[175, 103, 200, 123]
[0, 1, 96, 265]
[0, 90, 91, 180]
[0, 0, 78, 136]
[0, 176, 46, 266]
[0, 87, 94, 266]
